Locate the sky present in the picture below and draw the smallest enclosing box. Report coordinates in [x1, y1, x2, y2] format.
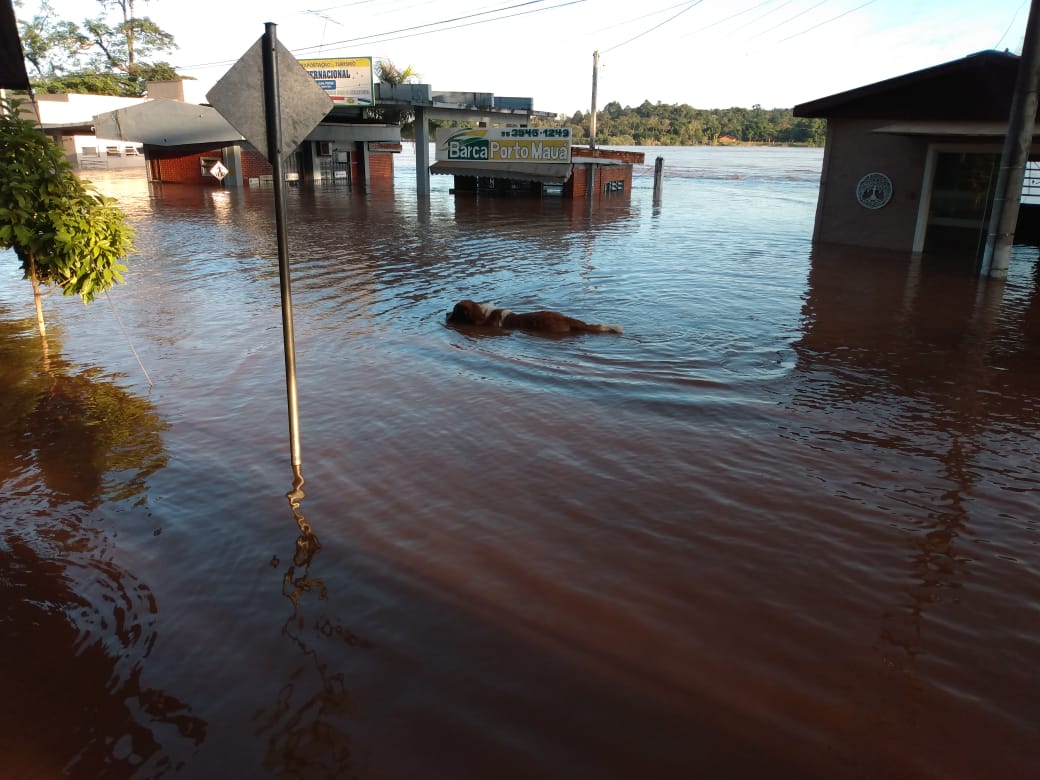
[16, 0, 1035, 114]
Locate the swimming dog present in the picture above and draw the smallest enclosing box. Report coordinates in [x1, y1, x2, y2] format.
[446, 299, 623, 334]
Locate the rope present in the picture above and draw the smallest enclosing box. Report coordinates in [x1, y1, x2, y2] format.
[105, 290, 154, 388]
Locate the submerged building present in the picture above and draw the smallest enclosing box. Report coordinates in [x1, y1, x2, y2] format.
[87, 74, 642, 202]
[794, 49, 1040, 258]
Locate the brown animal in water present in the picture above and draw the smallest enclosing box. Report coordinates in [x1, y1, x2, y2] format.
[446, 299, 622, 334]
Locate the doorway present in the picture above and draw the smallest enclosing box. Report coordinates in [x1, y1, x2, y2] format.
[921, 151, 999, 257]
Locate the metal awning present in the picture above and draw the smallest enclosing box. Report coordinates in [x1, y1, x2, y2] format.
[430, 160, 572, 184]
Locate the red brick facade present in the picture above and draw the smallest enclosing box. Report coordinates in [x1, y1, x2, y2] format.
[565, 164, 634, 199]
[240, 151, 272, 181]
[564, 146, 642, 199]
[147, 147, 227, 185]
[143, 144, 396, 187]
[367, 151, 395, 189]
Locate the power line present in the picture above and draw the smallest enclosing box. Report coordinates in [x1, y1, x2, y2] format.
[602, 0, 705, 54]
[725, 0, 796, 37]
[747, 0, 830, 41]
[995, 0, 1028, 50]
[174, 0, 574, 70]
[678, 0, 785, 38]
[777, 0, 879, 44]
[593, 0, 699, 36]
[293, 0, 560, 52]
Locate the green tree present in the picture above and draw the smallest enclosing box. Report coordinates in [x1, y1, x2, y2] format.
[17, 0, 180, 96]
[376, 58, 420, 86]
[85, 0, 175, 77]
[0, 97, 135, 339]
[17, 1, 92, 79]
[375, 58, 421, 131]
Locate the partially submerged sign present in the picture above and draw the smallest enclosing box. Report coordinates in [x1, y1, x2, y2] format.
[299, 57, 374, 105]
[209, 161, 229, 180]
[206, 38, 333, 161]
[435, 127, 571, 164]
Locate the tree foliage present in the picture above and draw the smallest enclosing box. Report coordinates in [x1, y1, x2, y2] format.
[0, 97, 135, 334]
[375, 58, 421, 128]
[376, 59, 420, 86]
[541, 102, 826, 147]
[16, 0, 181, 96]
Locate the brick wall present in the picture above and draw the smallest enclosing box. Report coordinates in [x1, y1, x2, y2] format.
[147, 147, 225, 185]
[564, 164, 633, 199]
[240, 151, 272, 182]
[367, 151, 395, 188]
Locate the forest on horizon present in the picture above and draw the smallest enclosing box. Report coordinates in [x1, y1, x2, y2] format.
[534, 100, 827, 146]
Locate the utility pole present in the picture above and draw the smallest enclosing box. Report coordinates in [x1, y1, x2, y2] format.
[981, 0, 1040, 279]
[589, 50, 599, 151]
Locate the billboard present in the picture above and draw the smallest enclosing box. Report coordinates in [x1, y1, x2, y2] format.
[435, 127, 571, 164]
[300, 57, 373, 105]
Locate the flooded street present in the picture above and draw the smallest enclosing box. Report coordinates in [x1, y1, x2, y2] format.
[1, 145, 1038, 778]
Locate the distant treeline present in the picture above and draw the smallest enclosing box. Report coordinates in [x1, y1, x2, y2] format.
[532, 101, 826, 146]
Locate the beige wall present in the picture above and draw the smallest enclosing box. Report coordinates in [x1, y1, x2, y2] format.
[813, 119, 928, 252]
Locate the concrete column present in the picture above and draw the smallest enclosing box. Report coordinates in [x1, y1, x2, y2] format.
[357, 141, 371, 190]
[223, 144, 244, 188]
[414, 106, 431, 195]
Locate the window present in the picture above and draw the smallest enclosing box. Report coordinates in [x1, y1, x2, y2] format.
[200, 156, 222, 176]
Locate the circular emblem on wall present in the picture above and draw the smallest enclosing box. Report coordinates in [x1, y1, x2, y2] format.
[856, 172, 893, 209]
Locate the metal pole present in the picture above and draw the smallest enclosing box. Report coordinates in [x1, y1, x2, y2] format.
[653, 156, 664, 206]
[589, 51, 599, 151]
[262, 23, 303, 468]
[981, 0, 1040, 279]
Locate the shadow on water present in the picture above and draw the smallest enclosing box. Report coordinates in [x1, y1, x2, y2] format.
[0, 309, 206, 776]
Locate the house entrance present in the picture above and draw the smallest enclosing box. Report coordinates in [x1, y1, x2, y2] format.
[922, 151, 999, 257]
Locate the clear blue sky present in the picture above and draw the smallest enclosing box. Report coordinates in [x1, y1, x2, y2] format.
[18, 0, 1034, 113]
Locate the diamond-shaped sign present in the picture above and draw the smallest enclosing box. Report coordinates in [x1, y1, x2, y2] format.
[207, 36, 333, 161]
[209, 161, 229, 180]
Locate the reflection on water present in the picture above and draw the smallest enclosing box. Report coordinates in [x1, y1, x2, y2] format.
[252, 467, 372, 778]
[0, 311, 203, 775]
[1, 147, 1039, 777]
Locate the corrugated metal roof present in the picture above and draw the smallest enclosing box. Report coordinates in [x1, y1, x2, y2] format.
[430, 160, 572, 184]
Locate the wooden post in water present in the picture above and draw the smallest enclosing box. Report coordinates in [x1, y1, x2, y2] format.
[981, 0, 1040, 279]
[653, 156, 664, 206]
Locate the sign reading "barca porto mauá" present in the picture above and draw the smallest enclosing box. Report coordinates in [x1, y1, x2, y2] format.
[435, 127, 571, 164]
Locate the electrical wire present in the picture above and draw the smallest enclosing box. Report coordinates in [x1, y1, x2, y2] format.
[175, 0, 571, 70]
[678, 0, 784, 38]
[776, 0, 878, 44]
[747, 0, 830, 41]
[724, 0, 795, 37]
[601, 0, 705, 54]
[593, 0, 701, 36]
[293, 0, 561, 53]
[105, 290, 154, 388]
[995, 0, 1027, 50]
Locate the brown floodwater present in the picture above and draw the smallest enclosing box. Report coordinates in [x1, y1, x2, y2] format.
[1, 146, 1038, 778]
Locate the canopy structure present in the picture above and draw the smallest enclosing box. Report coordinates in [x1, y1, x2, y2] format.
[430, 161, 572, 185]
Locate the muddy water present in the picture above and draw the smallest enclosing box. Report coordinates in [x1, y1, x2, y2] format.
[1, 146, 1038, 778]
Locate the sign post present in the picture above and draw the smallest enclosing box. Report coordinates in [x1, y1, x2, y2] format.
[261, 24, 303, 469]
[207, 24, 333, 470]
